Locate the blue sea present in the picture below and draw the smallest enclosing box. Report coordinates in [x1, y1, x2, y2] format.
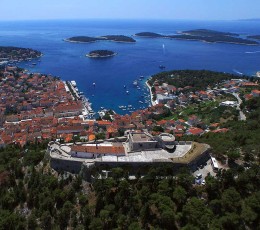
[0, 19, 260, 114]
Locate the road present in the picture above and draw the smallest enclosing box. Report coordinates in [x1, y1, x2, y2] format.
[233, 93, 246, 121]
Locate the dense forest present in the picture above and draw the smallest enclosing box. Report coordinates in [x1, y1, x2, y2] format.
[148, 70, 238, 91]
[0, 144, 259, 229]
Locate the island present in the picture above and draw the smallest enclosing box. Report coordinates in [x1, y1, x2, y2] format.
[169, 34, 259, 45]
[63, 36, 100, 43]
[178, 29, 239, 37]
[134, 32, 163, 38]
[247, 35, 260, 40]
[100, 35, 136, 43]
[86, 50, 117, 58]
[134, 29, 259, 46]
[65, 35, 136, 43]
[0, 46, 42, 65]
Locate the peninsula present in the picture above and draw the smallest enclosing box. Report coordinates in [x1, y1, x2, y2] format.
[65, 35, 136, 43]
[86, 50, 117, 58]
[0, 46, 42, 64]
[134, 29, 259, 45]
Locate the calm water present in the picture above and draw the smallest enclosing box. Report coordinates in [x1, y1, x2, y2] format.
[0, 19, 260, 113]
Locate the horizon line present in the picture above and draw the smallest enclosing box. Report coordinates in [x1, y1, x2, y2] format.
[0, 17, 259, 22]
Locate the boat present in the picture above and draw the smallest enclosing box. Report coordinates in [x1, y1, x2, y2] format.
[126, 91, 129, 94]
[71, 80, 77, 87]
[93, 82, 96, 87]
[139, 101, 144, 104]
[139, 76, 144, 79]
[133, 80, 138, 86]
[124, 85, 126, 88]
[159, 65, 166, 69]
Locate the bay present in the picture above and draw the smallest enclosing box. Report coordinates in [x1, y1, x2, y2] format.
[0, 19, 259, 114]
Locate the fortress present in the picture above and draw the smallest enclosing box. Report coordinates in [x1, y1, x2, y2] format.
[48, 131, 210, 180]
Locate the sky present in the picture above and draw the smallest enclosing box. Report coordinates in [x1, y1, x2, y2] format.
[0, 0, 259, 21]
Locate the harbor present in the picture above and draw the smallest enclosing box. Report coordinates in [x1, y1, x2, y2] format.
[65, 80, 96, 120]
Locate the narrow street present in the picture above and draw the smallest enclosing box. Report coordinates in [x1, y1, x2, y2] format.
[233, 93, 246, 121]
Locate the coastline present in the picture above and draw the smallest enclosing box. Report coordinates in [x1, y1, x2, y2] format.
[145, 79, 157, 106]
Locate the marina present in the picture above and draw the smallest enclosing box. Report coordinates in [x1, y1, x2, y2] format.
[66, 80, 96, 119]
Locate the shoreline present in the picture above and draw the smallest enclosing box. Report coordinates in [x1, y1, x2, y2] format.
[177, 38, 259, 46]
[133, 35, 258, 46]
[86, 52, 118, 58]
[64, 38, 136, 44]
[145, 79, 157, 106]
[63, 39, 97, 44]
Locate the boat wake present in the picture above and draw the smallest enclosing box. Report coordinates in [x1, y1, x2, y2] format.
[233, 69, 243, 75]
[245, 51, 260, 54]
